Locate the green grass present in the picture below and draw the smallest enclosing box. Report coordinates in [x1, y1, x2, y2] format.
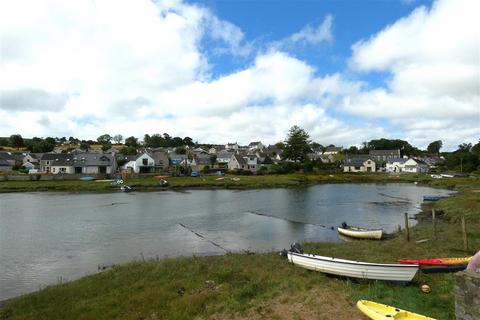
[1, 172, 478, 193]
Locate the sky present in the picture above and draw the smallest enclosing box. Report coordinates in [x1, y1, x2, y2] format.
[0, 0, 479, 150]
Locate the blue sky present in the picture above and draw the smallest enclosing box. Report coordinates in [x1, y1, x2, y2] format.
[0, 0, 478, 150]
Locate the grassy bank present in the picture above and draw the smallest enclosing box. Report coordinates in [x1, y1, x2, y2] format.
[1, 178, 479, 320]
[0, 173, 478, 193]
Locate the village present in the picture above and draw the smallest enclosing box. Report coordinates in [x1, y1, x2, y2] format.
[0, 140, 445, 178]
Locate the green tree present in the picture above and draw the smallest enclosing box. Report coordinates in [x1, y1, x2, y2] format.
[175, 146, 186, 154]
[427, 140, 443, 154]
[9, 134, 25, 148]
[183, 137, 194, 146]
[124, 136, 139, 147]
[97, 134, 112, 145]
[120, 146, 137, 155]
[283, 125, 312, 163]
[210, 154, 217, 166]
[79, 141, 90, 151]
[113, 134, 123, 144]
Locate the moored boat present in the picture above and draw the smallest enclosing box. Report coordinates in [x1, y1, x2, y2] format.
[79, 176, 95, 181]
[287, 252, 418, 282]
[337, 225, 383, 240]
[423, 195, 448, 201]
[399, 256, 472, 266]
[356, 300, 436, 320]
[120, 185, 132, 192]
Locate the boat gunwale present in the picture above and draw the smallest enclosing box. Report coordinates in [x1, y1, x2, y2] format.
[288, 252, 419, 268]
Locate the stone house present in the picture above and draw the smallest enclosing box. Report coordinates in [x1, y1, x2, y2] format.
[369, 149, 401, 163]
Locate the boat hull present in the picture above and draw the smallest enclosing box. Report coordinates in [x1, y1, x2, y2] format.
[356, 300, 436, 320]
[399, 257, 472, 266]
[337, 227, 382, 240]
[420, 264, 467, 273]
[287, 252, 418, 282]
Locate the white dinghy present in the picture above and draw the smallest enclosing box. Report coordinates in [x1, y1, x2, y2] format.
[287, 251, 418, 282]
[337, 222, 382, 240]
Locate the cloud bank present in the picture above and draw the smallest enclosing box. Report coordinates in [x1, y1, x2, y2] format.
[0, 0, 478, 150]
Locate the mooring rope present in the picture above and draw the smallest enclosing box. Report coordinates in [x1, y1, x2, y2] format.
[178, 223, 229, 252]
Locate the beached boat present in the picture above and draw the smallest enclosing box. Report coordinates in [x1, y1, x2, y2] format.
[79, 176, 95, 181]
[423, 195, 448, 201]
[399, 256, 472, 266]
[287, 252, 418, 282]
[337, 226, 383, 240]
[419, 264, 467, 274]
[120, 185, 132, 192]
[357, 300, 435, 320]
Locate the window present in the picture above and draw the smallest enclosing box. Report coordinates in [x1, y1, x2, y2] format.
[142, 158, 148, 166]
[52, 168, 56, 172]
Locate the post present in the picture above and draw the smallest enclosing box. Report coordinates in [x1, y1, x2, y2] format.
[461, 216, 468, 250]
[432, 208, 436, 238]
[404, 212, 410, 241]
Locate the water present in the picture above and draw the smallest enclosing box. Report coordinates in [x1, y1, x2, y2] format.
[0, 183, 452, 300]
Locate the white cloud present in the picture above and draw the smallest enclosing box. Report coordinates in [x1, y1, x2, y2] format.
[345, 0, 480, 149]
[0, 0, 477, 151]
[271, 15, 334, 50]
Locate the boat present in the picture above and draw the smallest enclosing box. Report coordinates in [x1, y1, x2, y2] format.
[79, 176, 95, 181]
[423, 195, 448, 201]
[337, 223, 382, 240]
[159, 179, 168, 186]
[399, 256, 472, 266]
[287, 252, 418, 282]
[120, 185, 132, 192]
[356, 300, 436, 320]
[419, 264, 467, 274]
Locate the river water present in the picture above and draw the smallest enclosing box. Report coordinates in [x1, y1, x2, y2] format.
[0, 183, 451, 300]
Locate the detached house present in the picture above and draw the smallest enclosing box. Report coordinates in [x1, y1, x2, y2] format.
[403, 158, 429, 173]
[344, 156, 376, 173]
[227, 154, 258, 173]
[386, 158, 408, 173]
[123, 152, 155, 173]
[369, 149, 401, 163]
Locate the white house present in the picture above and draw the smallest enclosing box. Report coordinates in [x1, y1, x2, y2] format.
[225, 142, 239, 150]
[403, 158, 429, 173]
[386, 158, 408, 173]
[124, 152, 155, 173]
[343, 157, 376, 173]
[228, 154, 247, 171]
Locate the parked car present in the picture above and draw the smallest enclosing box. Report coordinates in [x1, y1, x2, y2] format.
[191, 171, 200, 177]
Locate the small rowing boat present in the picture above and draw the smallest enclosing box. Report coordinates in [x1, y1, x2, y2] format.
[399, 256, 472, 266]
[423, 195, 448, 201]
[337, 222, 382, 240]
[120, 185, 132, 192]
[287, 252, 418, 282]
[357, 300, 436, 320]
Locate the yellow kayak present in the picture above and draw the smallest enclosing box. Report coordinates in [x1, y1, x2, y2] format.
[357, 300, 436, 320]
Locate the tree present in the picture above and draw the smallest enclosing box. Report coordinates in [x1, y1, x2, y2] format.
[210, 154, 217, 166]
[310, 142, 323, 153]
[457, 143, 472, 152]
[120, 146, 137, 155]
[113, 134, 123, 144]
[124, 136, 139, 147]
[283, 126, 312, 163]
[79, 141, 90, 151]
[97, 134, 112, 145]
[183, 137, 194, 147]
[175, 146, 186, 154]
[9, 134, 25, 148]
[427, 140, 443, 154]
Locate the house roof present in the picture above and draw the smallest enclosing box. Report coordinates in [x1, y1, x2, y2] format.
[44, 153, 114, 167]
[369, 149, 401, 156]
[386, 157, 407, 164]
[325, 146, 342, 152]
[0, 152, 16, 161]
[345, 156, 375, 167]
[233, 154, 246, 165]
[0, 159, 11, 166]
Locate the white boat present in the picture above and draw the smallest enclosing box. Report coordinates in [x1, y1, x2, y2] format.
[287, 252, 418, 282]
[337, 227, 383, 240]
[120, 185, 132, 192]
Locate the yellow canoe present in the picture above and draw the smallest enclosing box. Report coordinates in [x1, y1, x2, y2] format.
[357, 300, 436, 320]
